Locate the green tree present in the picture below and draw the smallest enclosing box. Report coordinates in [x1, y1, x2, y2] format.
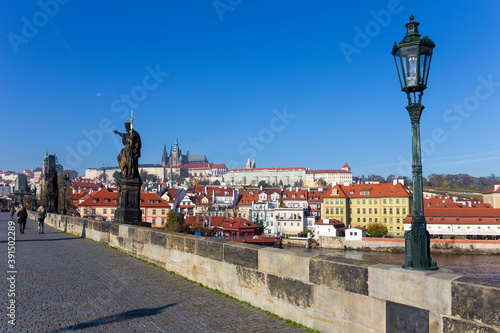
[366, 223, 388, 237]
[164, 212, 184, 232]
[258, 180, 268, 188]
[278, 197, 285, 208]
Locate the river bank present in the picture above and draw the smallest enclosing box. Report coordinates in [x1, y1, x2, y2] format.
[283, 245, 500, 281]
[283, 236, 500, 255]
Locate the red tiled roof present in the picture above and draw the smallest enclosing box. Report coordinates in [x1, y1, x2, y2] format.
[484, 185, 500, 194]
[211, 164, 227, 169]
[78, 188, 169, 208]
[282, 188, 308, 201]
[324, 183, 410, 199]
[404, 207, 500, 225]
[306, 169, 350, 174]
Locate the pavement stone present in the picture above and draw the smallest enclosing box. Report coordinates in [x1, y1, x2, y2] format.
[0, 213, 308, 332]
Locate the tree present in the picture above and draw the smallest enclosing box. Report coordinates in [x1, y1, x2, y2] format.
[366, 223, 388, 237]
[258, 180, 268, 188]
[164, 212, 184, 232]
[316, 178, 327, 187]
[278, 197, 285, 208]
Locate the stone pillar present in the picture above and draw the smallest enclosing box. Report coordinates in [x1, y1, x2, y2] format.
[114, 177, 149, 227]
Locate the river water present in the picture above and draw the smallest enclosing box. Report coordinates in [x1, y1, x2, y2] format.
[284, 246, 500, 282]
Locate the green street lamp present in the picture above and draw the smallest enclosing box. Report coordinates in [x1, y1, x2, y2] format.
[62, 174, 69, 215]
[32, 186, 37, 211]
[392, 15, 438, 270]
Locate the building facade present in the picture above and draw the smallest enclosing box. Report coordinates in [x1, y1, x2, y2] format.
[323, 183, 412, 237]
[226, 167, 307, 186]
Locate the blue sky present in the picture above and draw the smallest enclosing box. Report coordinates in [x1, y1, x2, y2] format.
[1, 1, 500, 178]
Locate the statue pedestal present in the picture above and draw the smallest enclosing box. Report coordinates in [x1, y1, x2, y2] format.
[114, 177, 150, 227]
[46, 193, 58, 213]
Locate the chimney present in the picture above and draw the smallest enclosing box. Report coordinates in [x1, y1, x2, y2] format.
[296, 186, 299, 192]
[495, 184, 500, 191]
[393, 179, 397, 185]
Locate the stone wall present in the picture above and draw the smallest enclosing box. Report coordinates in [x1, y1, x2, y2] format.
[38, 212, 500, 333]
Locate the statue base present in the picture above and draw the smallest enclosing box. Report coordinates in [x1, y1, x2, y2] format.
[46, 193, 58, 213]
[114, 177, 150, 227]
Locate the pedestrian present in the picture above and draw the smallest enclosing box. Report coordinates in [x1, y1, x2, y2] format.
[10, 205, 15, 219]
[17, 205, 28, 234]
[37, 206, 46, 234]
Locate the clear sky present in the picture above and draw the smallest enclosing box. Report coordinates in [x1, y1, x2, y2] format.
[2, 1, 500, 178]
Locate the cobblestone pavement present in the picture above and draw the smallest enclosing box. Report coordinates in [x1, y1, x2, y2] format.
[0, 213, 308, 332]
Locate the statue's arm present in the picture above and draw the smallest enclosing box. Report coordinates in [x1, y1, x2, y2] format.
[113, 130, 124, 138]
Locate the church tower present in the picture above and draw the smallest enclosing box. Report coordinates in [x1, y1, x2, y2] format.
[161, 144, 168, 167]
[170, 138, 182, 167]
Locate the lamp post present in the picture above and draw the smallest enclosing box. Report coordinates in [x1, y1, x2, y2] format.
[62, 174, 69, 215]
[392, 15, 438, 270]
[32, 186, 37, 211]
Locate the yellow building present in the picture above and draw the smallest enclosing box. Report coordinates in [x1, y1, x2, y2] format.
[323, 183, 412, 237]
[483, 185, 500, 208]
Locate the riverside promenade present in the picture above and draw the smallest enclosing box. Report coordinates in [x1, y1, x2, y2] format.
[0, 212, 307, 332]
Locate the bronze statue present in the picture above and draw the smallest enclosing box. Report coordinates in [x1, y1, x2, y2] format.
[114, 122, 141, 179]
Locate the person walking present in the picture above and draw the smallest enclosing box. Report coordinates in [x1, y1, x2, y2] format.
[37, 206, 46, 234]
[10, 205, 15, 219]
[17, 205, 28, 234]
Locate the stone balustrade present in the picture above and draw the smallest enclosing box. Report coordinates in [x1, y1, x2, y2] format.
[32, 211, 500, 333]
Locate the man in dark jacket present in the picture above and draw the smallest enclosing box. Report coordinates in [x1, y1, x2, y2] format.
[17, 205, 28, 234]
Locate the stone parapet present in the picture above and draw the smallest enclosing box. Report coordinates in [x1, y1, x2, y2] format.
[40, 212, 500, 333]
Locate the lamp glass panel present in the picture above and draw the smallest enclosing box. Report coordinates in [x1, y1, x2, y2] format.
[399, 45, 419, 87]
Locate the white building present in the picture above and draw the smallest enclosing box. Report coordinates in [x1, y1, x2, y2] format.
[345, 227, 366, 240]
[275, 207, 307, 237]
[226, 167, 306, 186]
[305, 163, 353, 186]
[314, 219, 345, 238]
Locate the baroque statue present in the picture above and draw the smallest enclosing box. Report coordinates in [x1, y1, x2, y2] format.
[114, 121, 141, 179]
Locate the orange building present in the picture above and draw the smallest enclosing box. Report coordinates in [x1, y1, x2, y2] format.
[77, 187, 171, 227]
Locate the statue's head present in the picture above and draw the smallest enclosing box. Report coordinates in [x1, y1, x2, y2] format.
[124, 122, 131, 131]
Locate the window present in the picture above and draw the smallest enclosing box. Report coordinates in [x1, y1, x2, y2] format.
[389, 208, 393, 214]
[336, 208, 339, 214]
[402, 199, 406, 203]
[369, 208, 372, 214]
[161, 218, 165, 224]
[336, 199, 339, 204]
[362, 199, 366, 204]
[363, 218, 366, 222]
[383, 199, 387, 204]
[390, 218, 393, 223]
[369, 218, 372, 222]
[374, 199, 377, 204]
[369, 199, 372, 204]
[284, 222, 287, 226]
[375, 218, 378, 222]
[161, 209, 165, 215]
[383, 208, 387, 214]
[357, 200, 360, 204]
[340, 208, 344, 214]
[103, 209, 107, 214]
[396, 208, 400, 215]
[357, 218, 360, 222]
[357, 208, 360, 214]
[402, 208, 406, 215]
[153, 209, 156, 215]
[389, 199, 393, 204]
[396, 199, 399, 204]
[363, 208, 366, 214]
[384, 218, 387, 223]
[111, 209, 115, 214]
[390, 226, 393, 231]
[374, 208, 378, 214]
[397, 218, 400, 223]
